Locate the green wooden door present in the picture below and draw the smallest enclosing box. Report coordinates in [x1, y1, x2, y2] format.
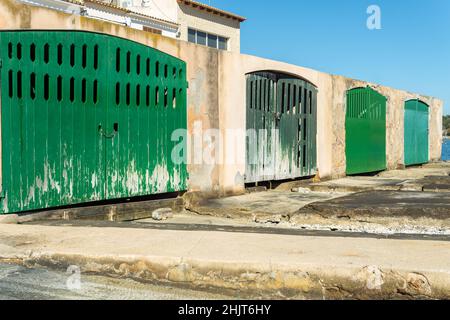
[404, 100, 429, 166]
[246, 72, 317, 183]
[105, 36, 188, 199]
[0, 31, 106, 213]
[276, 78, 317, 180]
[345, 87, 387, 175]
[0, 31, 187, 214]
[245, 72, 277, 182]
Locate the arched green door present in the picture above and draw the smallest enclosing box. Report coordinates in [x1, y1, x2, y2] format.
[245, 72, 317, 183]
[0, 31, 188, 214]
[404, 100, 429, 166]
[345, 87, 387, 175]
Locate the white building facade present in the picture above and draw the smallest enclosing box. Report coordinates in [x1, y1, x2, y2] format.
[20, 0, 245, 52]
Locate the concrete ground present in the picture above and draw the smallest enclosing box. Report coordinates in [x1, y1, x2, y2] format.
[308, 163, 450, 193]
[378, 168, 450, 179]
[308, 177, 409, 192]
[293, 191, 450, 235]
[23, 218, 450, 242]
[0, 262, 231, 300]
[1, 163, 450, 300]
[184, 162, 450, 235]
[186, 190, 348, 224]
[1, 223, 449, 300]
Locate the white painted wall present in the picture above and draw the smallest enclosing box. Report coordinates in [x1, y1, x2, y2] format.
[177, 3, 241, 52]
[122, 0, 242, 52]
[125, 0, 179, 22]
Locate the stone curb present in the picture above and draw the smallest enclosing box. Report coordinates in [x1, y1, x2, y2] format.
[2, 251, 450, 300]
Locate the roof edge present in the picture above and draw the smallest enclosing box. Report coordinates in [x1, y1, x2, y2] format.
[177, 0, 246, 22]
[83, 0, 179, 27]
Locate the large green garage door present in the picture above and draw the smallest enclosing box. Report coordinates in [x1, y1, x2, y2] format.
[0, 31, 188, 214]
[345, 87, 387, 175]
[404, 99, 429, 166]
[246, 72, 317, 183]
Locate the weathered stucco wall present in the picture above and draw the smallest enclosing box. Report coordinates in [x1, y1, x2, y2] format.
[178, 3, 241, 53]
[0, 0, 444, 198]
[127, 0, 179, 22]
[217, 52, 334, 194]
[329, 77, 443, 177]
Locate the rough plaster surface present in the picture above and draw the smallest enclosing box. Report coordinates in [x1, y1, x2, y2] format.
[0, 0, 444, 197]
[177, 3, 241, 53]
[330, 76, 443, 177]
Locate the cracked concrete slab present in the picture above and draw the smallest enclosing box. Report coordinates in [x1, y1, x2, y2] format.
[308, 177, 408, 193]
[416, 176, 450, 192]
[292, 191, 450, 235]
[378, 167, 450, 179]
[298, 191, 450, 219]
[186, 190, 348, 223]
[184, 178, 450, 235]
[307, 162, 450, 193]
[416, 161, 450, 169]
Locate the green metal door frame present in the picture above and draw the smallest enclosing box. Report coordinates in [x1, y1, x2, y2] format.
[0, 61, 2, 200]
[0, 30, 188, 214]
[245, 71, 317, 183]
[404, 99, 429, 166]
[345, 86, 387, 175]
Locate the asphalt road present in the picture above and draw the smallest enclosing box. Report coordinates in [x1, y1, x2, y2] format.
[0, 263, 232, 300]
[27, 219, 450, 242]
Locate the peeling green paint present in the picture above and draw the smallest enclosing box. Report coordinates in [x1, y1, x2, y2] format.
[245, 72, 317, 183]
[0, 30, 188, 214]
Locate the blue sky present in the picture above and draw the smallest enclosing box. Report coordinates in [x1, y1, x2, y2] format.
[209, 0, 450, 115]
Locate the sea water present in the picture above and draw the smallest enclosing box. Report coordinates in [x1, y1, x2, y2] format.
[443, 138, 450, 161]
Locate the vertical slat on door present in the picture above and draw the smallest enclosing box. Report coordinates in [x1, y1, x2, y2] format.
[346, 87, 386, 175]
[106, 35, 187, 199]
[246, 72, 317, 184]
[0, 31, 188, 214]
[404, 99, 429, 166]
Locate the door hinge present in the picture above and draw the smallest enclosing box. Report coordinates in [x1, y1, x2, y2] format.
[0, 59, 3, 69]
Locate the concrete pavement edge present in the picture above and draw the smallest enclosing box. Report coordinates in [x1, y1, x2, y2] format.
[1, 250, 449, 300]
